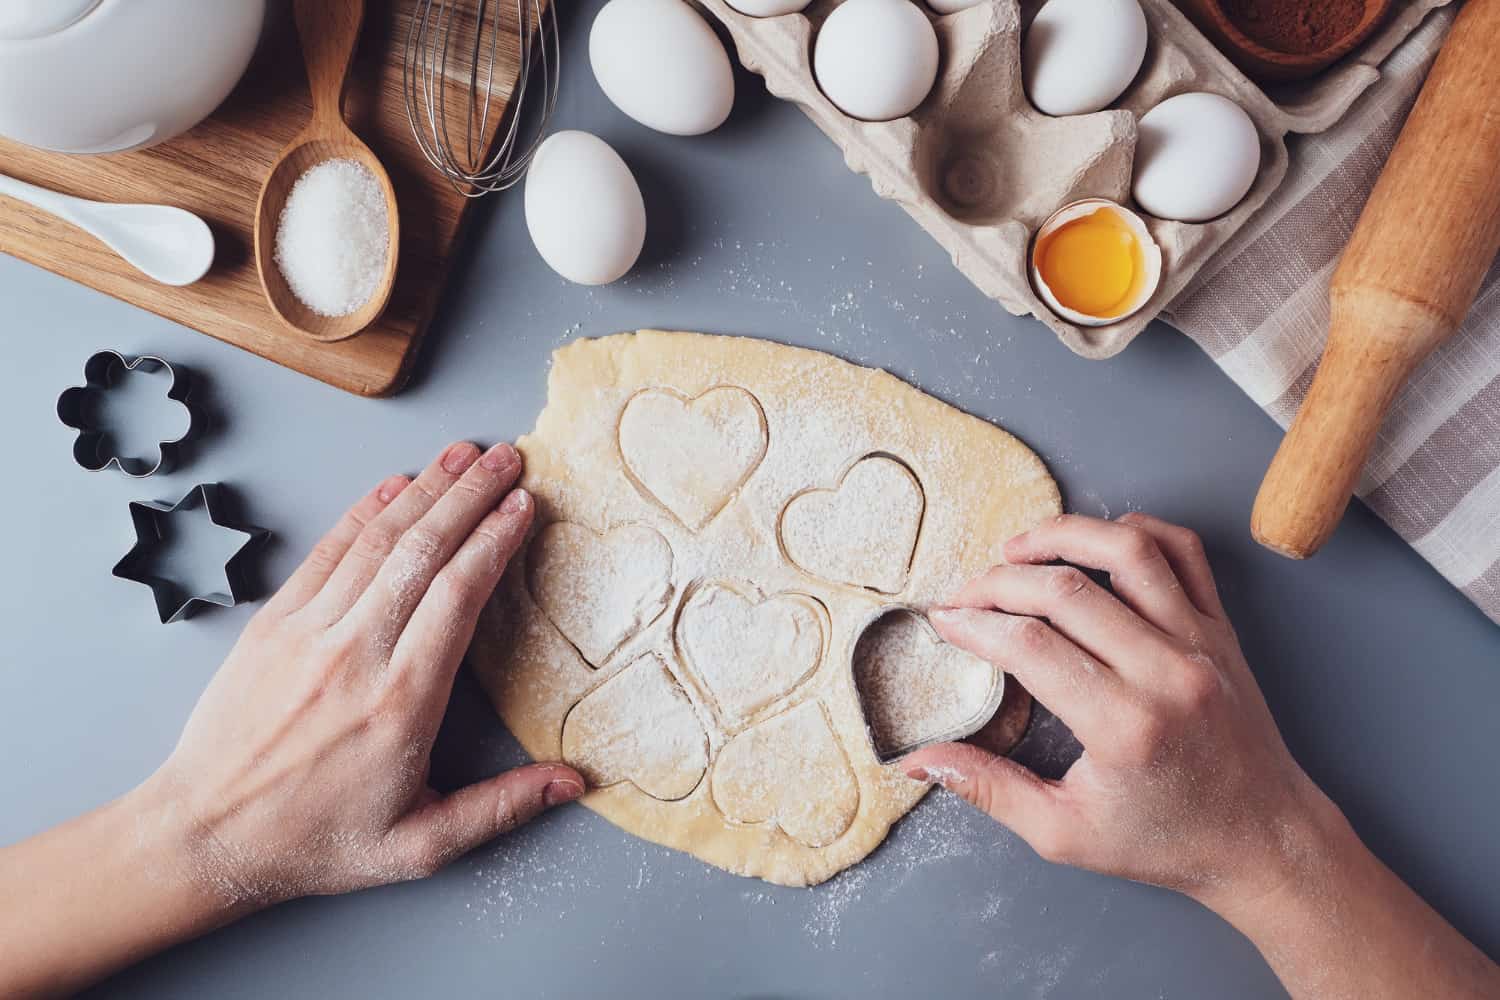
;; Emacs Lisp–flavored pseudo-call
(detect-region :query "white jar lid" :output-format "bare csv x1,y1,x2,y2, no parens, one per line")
0,0,103,41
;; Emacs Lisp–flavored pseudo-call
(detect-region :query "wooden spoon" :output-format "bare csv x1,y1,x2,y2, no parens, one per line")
253,0,400,342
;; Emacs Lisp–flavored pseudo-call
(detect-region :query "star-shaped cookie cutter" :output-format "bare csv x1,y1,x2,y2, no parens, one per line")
113,483,270,624
57,351,195,478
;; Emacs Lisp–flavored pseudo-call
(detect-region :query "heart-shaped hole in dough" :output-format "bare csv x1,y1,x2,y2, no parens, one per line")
675,580,827,731
617,386,768,531
852,606,1003,762
778,454,924,594
710,701,859,848
528,521,675,667
562,652,709,802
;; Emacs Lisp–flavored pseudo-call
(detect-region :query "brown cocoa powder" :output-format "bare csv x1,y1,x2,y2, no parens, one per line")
1221,0,1367,55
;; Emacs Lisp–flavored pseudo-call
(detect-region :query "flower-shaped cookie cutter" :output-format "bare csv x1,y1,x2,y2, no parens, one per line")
113,483,270,624
57,350,195,478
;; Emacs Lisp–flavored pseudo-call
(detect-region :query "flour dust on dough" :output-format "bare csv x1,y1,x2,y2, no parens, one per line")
527,522,674,666
618,385,768,530
676,581,826,731
780,454,924,594
561,652,709,800
711,701,860,849
472,331,1061,887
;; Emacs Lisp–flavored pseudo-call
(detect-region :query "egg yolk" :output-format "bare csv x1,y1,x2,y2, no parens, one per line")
1035,208,1149,319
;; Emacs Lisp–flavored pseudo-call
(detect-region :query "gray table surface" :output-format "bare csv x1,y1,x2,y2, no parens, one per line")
3,7,1498,998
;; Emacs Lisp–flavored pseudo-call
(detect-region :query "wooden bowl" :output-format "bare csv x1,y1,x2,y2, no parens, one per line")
1175,0,1397,83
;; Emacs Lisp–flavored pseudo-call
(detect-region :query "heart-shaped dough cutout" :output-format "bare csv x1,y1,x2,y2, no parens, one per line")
618,386,768,530
676,581,825,730
528,522,674,666
852,608,1002,760
710,701,859,848
779,455,924,594
562,653,709,801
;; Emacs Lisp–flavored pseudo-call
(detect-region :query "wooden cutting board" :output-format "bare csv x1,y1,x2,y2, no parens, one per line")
0,0,522,397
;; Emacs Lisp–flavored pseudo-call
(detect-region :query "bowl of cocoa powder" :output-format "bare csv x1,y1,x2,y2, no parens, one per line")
1173,0,1395,82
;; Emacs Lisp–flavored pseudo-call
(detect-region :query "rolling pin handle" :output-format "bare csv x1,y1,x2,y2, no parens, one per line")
1250,296,1429,559
1252,0,1500,559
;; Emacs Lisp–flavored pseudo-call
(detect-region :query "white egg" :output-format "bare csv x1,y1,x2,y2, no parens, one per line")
525,131,646,286
1023,0,1147,117
814,0,939,122
590,0,735,136
926,0,983,12
727,0,811,15
1133,93,1261,223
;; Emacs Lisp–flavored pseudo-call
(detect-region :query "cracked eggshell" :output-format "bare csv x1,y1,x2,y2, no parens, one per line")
1030,199,1162,328
1133,92,1262,222
590,0,735,136
525,131,646,286
1023,0,1148,117
813,0,939,122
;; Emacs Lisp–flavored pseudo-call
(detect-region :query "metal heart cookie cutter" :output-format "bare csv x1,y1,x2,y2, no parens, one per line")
114,483,270,624
850,603,1015,764
57,350,195,478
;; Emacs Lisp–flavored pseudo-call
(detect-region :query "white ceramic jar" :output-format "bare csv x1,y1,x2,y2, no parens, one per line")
0,0,266,154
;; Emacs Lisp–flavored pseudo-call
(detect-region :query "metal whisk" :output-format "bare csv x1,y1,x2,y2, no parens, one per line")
403,0,560,198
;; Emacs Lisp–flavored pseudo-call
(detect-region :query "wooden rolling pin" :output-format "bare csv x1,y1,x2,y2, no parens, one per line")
1251,0,1500,559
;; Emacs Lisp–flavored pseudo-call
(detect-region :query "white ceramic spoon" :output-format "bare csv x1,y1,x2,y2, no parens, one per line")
0,172,214,286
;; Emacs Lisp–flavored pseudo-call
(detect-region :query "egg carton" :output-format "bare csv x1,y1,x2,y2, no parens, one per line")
697,0,1454,358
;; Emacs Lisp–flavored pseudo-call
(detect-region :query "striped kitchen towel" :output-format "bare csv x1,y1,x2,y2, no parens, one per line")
1165,7,1500,627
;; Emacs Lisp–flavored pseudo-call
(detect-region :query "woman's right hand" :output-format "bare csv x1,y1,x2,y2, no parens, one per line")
905,513,1500,1000
905,513,1337,910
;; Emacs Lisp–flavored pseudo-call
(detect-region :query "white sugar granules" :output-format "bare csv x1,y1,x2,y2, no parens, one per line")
273,158,389,317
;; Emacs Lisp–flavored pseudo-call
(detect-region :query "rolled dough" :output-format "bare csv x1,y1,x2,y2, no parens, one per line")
471,331,1061,887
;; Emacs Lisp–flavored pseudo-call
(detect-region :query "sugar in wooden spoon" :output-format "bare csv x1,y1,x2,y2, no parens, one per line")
253,0,400,343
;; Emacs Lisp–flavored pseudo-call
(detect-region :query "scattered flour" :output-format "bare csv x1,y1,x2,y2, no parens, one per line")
609,237,1017,405
920,764,971,788
798,792,1007,946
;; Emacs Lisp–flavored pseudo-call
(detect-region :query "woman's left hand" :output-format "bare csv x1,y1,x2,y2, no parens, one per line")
147,440,584,905
0,442,583,998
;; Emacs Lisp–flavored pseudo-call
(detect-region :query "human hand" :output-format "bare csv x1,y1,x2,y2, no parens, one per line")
141,441,584,907
904,513,1338,913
